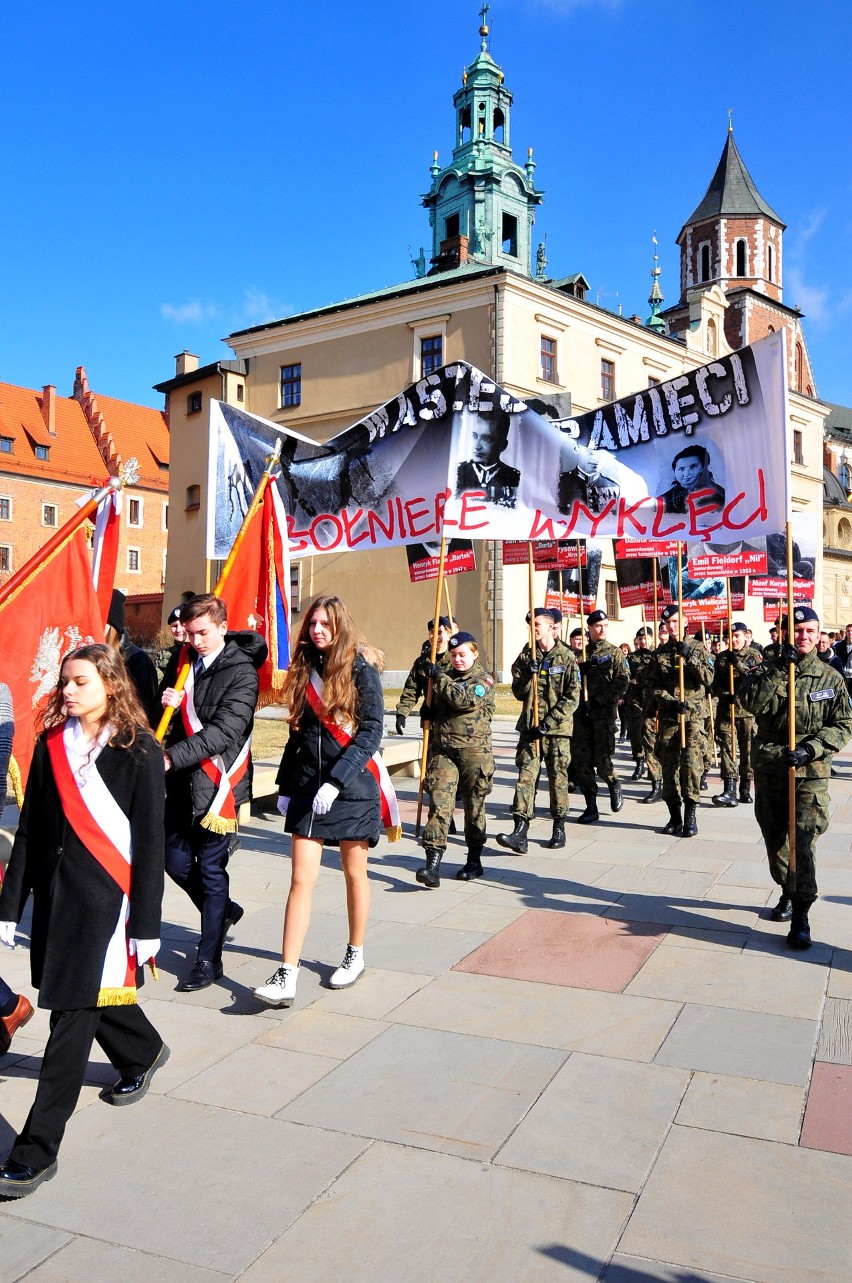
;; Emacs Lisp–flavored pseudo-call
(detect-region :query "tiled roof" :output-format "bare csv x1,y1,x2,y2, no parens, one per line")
0,383,108,486
84,392,169,491
680,133,784,236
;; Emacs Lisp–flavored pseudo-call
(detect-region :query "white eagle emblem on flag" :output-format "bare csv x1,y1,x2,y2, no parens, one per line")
30,625,96,706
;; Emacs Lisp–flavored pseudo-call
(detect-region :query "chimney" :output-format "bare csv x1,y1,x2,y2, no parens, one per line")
175,351,199,377
41,384,57,436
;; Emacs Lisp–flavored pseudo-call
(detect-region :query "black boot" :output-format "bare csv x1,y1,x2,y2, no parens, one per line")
576,792,599,825
448,816,457,835
681,800,698,837
496,818,529,855
416,848,443,888
770,891,793,921
787,901,812,950
660,801,683,836
608,778,623,813
700,771,708,791
712,778,739,808
545,818,566,849
738,780,753,804
630,759,646,781
640,780,663,804
456,846,484,880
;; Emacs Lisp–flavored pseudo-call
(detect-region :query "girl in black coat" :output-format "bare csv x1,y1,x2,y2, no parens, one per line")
0,645,167,1200
254,595,385,1008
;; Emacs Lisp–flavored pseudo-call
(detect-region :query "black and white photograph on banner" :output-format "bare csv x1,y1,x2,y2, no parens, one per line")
206,335,790,561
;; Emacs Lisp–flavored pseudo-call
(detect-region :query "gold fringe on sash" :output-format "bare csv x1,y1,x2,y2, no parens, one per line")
97,986,138,1008
9,754,24,809
200,812,238,834
385,823,402,844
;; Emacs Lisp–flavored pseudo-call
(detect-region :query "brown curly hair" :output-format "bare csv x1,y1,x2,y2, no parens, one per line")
282,595,370,732
41,643,152,749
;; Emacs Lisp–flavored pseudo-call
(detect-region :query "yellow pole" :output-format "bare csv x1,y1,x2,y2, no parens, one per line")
415,537,448,838
677,542,686,748
786,521,797,893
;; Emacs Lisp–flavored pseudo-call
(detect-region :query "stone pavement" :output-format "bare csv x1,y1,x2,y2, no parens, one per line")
2,719,852,1281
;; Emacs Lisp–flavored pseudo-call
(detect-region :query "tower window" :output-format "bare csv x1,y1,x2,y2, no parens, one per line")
459,106,471,144
280,363,302,408
699,244,711,282
767,243,775,283
601,359,615,402
501,213,518,257
421,335,443,377
493,108,505,143
540,336,558,384
735,239,748,277
445,213,460,240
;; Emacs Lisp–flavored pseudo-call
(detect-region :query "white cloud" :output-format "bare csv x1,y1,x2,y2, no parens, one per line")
160,300,220,325
785,266,829,326
240,287,284,324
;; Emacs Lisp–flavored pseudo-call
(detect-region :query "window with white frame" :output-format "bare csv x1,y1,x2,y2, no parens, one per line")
0,545,11,573
42,503,58,527
0,496,11,521
127,546,141,573
128,497,143,527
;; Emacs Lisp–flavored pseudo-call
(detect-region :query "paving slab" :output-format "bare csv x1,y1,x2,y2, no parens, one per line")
308,965,433,1018
0,1216,71,1283
278,1023,565,1160
621,1125,852,1283
654,1003,818,1085
815,996,852,1064
496,1052,688,1192
168,1042,337,1115
19,1239,231,1282
354,919,489,974
253,1009,387,1059
675,1071,805,1144
4,1095,367,1276
800,1061,852,1155
454,909,668,992
238,1141,634,1283
659,924,749,953
427,896,528,933
393,969,681,1061
625,945,828,1019
605,895,760,931
601,1257,761,1283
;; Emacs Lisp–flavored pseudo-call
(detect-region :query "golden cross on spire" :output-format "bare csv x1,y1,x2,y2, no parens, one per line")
727,107,734,134
479,3,490,31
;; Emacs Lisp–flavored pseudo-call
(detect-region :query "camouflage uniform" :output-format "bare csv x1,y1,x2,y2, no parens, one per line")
625,649,656,765
509,640,580,820
424,659,495,851
650,637,714,804
712,645,763,782
396,644,453,723
571,640,630,794
740,649,852,904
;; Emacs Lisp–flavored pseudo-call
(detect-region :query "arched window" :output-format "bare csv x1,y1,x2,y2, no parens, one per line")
493,108,505,143
840,464,851,494
459,106,471,145
766,243,774,282
735,239,747,277
795,342,804,393
699,244,711,282
706,317,718,357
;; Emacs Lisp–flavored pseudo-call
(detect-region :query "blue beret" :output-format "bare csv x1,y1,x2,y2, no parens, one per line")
660,604,679,622
449,631,477,650
587,609,608,625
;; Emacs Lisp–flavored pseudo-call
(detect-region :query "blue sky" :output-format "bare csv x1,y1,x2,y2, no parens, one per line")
3,0,850,409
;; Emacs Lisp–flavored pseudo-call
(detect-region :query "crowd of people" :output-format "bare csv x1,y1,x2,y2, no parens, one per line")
0,588,850,1200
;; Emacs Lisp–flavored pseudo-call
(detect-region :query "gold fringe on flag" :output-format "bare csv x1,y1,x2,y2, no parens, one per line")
384,823,402,844
97,986,138,1008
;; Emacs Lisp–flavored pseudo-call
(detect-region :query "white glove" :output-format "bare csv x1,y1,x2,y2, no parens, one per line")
130,938,160,965
0,921,17,949
312,783,340,816
277,795,290,817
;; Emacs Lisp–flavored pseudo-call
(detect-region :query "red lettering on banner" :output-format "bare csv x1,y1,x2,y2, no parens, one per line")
434,488,456,531
615,497,649,538
568,498,616,537
527,509,564,540
339,507,370,548
458,491,489,530
310,514,343,550
366,502,396,543
404,496,433,538
687,489,724,537
394,497,408,537
722,469,768,531
651,499,686,538
286,513,309,553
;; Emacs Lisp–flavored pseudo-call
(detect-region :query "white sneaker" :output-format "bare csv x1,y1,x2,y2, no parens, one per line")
253,964,298,1007
329,945,364,989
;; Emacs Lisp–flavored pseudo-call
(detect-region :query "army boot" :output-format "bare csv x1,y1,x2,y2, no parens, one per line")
416,848,443,889
712,778,739,808
576,792,600,825
787,901,812,950
608,778,623,813
700,771,709,791
630,759,646,781
738,779,753,804
640,779,663,804
456,846,484,881
770,891,793,921
545,818,566,849
496,818,529,855
660,801,683,836
681,800,698,837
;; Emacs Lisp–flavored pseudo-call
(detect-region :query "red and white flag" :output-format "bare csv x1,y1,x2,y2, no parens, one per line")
90,488,122,628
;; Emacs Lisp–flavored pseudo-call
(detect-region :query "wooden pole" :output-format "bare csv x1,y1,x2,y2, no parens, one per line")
443,576,453,629
415,536,448,838
155,441,282,743
528,543,541,753
702,619,718,768
677,542,686,748
726,578,736,774
786,520,797,894
577,539,588,701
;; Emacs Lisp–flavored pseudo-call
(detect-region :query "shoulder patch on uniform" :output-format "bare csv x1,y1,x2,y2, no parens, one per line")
550,664,565,674
484,675,494,686
473,684,486,697
808,689,836,703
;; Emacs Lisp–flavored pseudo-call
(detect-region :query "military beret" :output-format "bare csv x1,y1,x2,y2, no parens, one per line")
731,622,748,634
660,604,679,622
428,616,453,630
587,609,607,625
634,627,653,639
768,625,778,633
569,628,584,639
448,630,477,650
167,605,182,625
784,606,819,628
525,607,563,624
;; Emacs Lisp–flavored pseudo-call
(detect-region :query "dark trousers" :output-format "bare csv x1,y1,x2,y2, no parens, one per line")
11,1004,163,1168
165,823,232,962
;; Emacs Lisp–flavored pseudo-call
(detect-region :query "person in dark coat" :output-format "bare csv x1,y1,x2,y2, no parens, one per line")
106,590,160,728
160,593,266,992
0,644,166,1199
253,595,386,1009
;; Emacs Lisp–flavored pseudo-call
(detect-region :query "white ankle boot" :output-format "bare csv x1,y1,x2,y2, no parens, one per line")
253,963,299,1007
329,945,364,989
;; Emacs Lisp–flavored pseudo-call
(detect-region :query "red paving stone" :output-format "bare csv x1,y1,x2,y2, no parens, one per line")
453,909,668,992
800,1062,852,1155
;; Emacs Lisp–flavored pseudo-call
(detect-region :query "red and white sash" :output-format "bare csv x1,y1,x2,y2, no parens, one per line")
306,670,401,842
181,659,251,834
47,722,137,1007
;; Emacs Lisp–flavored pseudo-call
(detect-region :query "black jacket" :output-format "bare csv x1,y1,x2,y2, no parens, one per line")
161,631,266,822
276,653,384,842
0,732,165,1010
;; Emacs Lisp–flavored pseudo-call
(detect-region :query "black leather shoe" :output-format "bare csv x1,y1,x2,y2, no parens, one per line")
681,800,698,838
456,848,484,880
770,892,793,921
545,818,566,849
640,781,663,804
176,960,223,992
496,818,529,855
738,781,753,804
660,802,683,836
416,848,443,888
223,901,244,935
630,760,645,781
0,1157,58,1199
608,779,623,813
105,1043,170,1106
787,903,812,951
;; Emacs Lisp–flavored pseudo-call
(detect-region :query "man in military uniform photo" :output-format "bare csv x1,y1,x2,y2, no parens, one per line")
570,609,630,825
712,621,763,807
650,605,714,838
497,607,580,854
739,606,852,949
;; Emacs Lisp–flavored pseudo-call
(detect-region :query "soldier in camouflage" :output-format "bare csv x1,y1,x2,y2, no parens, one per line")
625,627,655,782
497,607,580,855
739,606,852,949
395,616,455,734
639,621,666,805
650,604,714,837
712,621,763,807
571,609,630,824
417,631,495,888
762,624,781,664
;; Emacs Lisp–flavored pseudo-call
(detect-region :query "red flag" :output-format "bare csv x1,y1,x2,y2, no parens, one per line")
91,489,122,627
0,529,104,797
